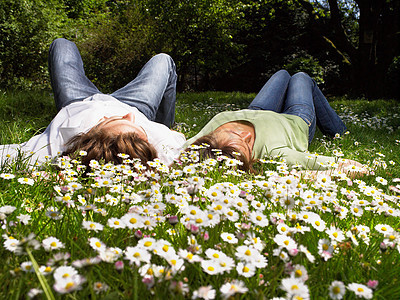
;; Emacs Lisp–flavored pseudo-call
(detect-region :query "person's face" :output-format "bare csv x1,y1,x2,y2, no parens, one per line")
96,112,148,141
213,122,255,161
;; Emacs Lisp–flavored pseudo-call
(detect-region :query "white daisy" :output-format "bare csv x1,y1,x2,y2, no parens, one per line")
329,281,346,299
347,283,373,299
219,280,248,299
42,237,65,251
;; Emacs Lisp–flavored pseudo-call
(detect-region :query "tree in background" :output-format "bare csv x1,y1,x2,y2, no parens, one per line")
0,0,398,98
143,0,246,90
0,0,67,89
298,0,400,98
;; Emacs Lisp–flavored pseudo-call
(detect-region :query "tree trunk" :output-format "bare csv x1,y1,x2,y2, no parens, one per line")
350,0,400,98
301,0,399,98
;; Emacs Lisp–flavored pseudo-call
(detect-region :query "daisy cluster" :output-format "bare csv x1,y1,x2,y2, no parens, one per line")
339,105,400,133
0,144,399,299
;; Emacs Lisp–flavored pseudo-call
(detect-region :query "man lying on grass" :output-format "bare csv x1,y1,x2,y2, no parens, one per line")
184,70,368,178
0,38,185,168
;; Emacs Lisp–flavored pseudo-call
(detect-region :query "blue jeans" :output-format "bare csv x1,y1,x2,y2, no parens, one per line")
48,38,177,128
248,70,347,144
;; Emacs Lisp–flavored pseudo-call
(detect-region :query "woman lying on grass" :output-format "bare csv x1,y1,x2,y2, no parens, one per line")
184,70,368,177
0,38,185,168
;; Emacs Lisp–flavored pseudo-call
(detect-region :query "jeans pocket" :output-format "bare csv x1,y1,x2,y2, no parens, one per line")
298,114,312,127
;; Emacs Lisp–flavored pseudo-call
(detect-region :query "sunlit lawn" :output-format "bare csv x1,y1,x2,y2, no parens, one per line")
0,90,399,299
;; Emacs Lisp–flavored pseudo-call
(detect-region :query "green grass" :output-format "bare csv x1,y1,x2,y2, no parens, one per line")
0,90,400,299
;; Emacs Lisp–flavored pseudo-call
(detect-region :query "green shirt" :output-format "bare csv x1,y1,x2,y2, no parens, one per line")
185,109,336,170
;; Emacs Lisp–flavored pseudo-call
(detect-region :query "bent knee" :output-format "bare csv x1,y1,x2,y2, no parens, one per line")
277,69,290,77
151,53,176,72
153,53,174,64
50,38,76,52
292,72,310,79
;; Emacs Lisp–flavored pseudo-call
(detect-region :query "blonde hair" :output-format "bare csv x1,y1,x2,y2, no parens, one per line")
187,133,255,172
63,127,157,168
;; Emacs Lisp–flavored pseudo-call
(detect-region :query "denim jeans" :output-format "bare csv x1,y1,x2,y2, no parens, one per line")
48,38,177,128
248,70,347,144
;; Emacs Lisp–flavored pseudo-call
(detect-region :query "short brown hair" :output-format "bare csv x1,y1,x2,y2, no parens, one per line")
63,127,157,168
186,133,254,172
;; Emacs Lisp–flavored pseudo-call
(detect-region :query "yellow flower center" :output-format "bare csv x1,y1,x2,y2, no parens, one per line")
65,282,75,289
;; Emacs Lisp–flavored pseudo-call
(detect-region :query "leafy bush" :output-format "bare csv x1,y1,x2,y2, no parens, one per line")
75,2,159,93
0,0,67,89
283,53,325,85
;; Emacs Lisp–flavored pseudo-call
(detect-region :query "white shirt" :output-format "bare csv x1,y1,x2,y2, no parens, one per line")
0,94,186,166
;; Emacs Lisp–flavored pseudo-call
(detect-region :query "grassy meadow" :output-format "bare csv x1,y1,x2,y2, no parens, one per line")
0,90,400,299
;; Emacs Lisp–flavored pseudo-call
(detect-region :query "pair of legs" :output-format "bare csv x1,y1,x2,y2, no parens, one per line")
48,38,177,128
248,70,347,144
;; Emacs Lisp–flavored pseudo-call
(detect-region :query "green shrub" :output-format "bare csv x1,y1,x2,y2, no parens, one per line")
283,53,325,85
0,0,67,89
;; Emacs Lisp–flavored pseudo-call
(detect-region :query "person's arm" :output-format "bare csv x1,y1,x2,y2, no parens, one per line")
290,158,369,180
270,147,369,179
336,158,369,178
269,147,335,171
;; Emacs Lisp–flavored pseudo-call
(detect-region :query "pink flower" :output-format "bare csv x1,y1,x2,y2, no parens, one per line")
289,248,299,256
142,275,155,289
188,224,199,234
168,216,179,225
367,280,378,289
202,231,209,241
115,261,124,271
